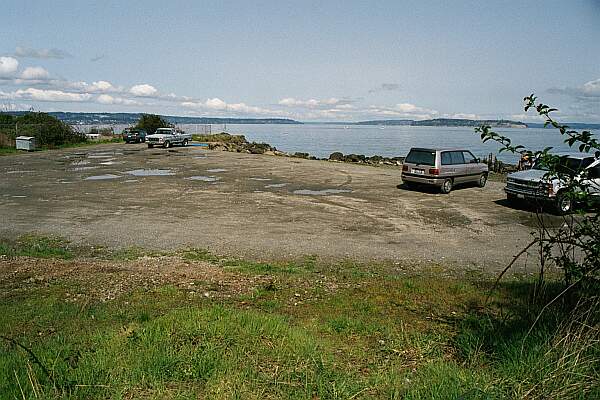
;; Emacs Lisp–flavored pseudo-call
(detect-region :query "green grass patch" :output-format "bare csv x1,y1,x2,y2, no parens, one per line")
0,234,73,259
0,247,598,399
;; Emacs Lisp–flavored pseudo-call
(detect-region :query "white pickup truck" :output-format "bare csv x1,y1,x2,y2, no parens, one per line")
146,128,192,148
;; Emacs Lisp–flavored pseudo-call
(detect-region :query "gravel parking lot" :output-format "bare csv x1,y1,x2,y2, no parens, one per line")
0,143,551,272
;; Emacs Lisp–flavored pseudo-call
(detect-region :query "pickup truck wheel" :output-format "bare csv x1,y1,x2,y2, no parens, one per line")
555,192,573,215
440,178,453,194
477,173,487,188
164,141,170,148
182,139,188,147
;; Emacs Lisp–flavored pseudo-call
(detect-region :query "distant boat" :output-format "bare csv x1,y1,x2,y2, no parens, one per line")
379,126,385,130
281,132,289,135
343,126,349,129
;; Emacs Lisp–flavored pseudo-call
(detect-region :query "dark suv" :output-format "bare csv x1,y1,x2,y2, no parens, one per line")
123,128,147,144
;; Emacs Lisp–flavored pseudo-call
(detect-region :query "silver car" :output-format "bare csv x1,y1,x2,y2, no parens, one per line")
401,148,489,193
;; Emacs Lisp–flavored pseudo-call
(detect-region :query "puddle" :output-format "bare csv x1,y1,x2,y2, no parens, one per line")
194,155,207,159
71,160,91,166
12,195,27,198
123,179,139,183
187,176,220,182
85,174,121,180
7,170,35,174
293,188,352,196
72,166,98,171
99,161,124,166
250,177,272,181
125,169,175,176
206,168,227,173
265,183,288,188
88,153,120,159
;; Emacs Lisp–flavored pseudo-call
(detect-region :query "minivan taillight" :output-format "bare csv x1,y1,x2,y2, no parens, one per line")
402,165,408,172
429,168,440,175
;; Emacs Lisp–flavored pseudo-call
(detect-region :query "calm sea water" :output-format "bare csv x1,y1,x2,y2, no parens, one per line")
84,123,576,163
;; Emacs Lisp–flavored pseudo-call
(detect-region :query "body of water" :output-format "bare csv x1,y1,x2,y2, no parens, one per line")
82,123,577,163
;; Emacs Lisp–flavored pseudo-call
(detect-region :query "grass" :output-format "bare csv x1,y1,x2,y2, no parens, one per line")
0,137,124,156
0,234,74,259
0,237,598,399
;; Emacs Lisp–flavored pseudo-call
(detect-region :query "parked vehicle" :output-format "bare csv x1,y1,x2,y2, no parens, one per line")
401,148,488,193
123,128,147,143
122,128,147,143
505,152,600,214
146,128,192,148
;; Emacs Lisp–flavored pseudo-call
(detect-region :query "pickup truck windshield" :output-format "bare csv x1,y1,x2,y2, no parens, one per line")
533,157,583,174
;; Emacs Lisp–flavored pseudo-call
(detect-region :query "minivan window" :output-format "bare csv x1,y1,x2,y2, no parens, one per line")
463,151,476,163
405,150,435,166
451,151,465,165
441,152,452,165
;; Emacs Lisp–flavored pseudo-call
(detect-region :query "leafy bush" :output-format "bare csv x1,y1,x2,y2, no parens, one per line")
477,95,599,293
0,112,86,148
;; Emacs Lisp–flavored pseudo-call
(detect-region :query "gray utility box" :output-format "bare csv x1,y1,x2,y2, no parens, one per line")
16,136,37,151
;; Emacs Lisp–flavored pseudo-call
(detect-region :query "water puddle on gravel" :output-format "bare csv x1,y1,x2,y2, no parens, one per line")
99,161,124,166
72,166,98,171
250,177,271,181
125,169,175,176
88,152,122,159
71,160,91,166
206,168,227,173
265,183,288,188
187,176,220,182
293,188,352,196
85,174,121,180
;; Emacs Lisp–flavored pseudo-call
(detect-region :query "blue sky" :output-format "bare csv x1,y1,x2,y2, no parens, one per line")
1,0,599,121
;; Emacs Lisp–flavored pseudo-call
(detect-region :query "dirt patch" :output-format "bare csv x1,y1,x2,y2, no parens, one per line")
0,256,272,303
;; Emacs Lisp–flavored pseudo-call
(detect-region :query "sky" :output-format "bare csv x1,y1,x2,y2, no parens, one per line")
1,0,599,122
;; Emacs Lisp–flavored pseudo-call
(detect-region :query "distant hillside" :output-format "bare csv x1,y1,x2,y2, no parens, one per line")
356,118,527,128
2,111,302,125
527,122,600,130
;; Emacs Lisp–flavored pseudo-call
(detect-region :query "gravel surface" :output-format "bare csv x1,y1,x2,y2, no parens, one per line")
0,143,557,272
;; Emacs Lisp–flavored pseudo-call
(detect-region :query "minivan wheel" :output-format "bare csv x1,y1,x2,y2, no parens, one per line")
555,192,573,215
477,173,487,188
440,178,453,194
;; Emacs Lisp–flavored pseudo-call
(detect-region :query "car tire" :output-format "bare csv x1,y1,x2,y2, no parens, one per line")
440,178,453,194
554,192,573,215
182,139,188,147
148,144,154,148
164,141,170,148
477,173,487,188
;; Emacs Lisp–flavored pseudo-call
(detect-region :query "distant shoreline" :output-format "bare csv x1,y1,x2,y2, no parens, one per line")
2,111,599,130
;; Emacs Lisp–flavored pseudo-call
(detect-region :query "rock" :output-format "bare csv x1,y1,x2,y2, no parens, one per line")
293,152,309,159
329,152,345,161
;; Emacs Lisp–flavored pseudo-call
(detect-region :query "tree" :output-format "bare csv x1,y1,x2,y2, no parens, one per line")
134,114,173,134
476,95,599,297
0,112,85,147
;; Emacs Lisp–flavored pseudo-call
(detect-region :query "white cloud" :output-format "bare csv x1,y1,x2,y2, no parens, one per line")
10,88,92,102
582,79,600,96
96,94,139,105
20,66,50,80
0,57,19,76
278,97,353,108
130,84,158,97
181,98,289,117
15,46,71,59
